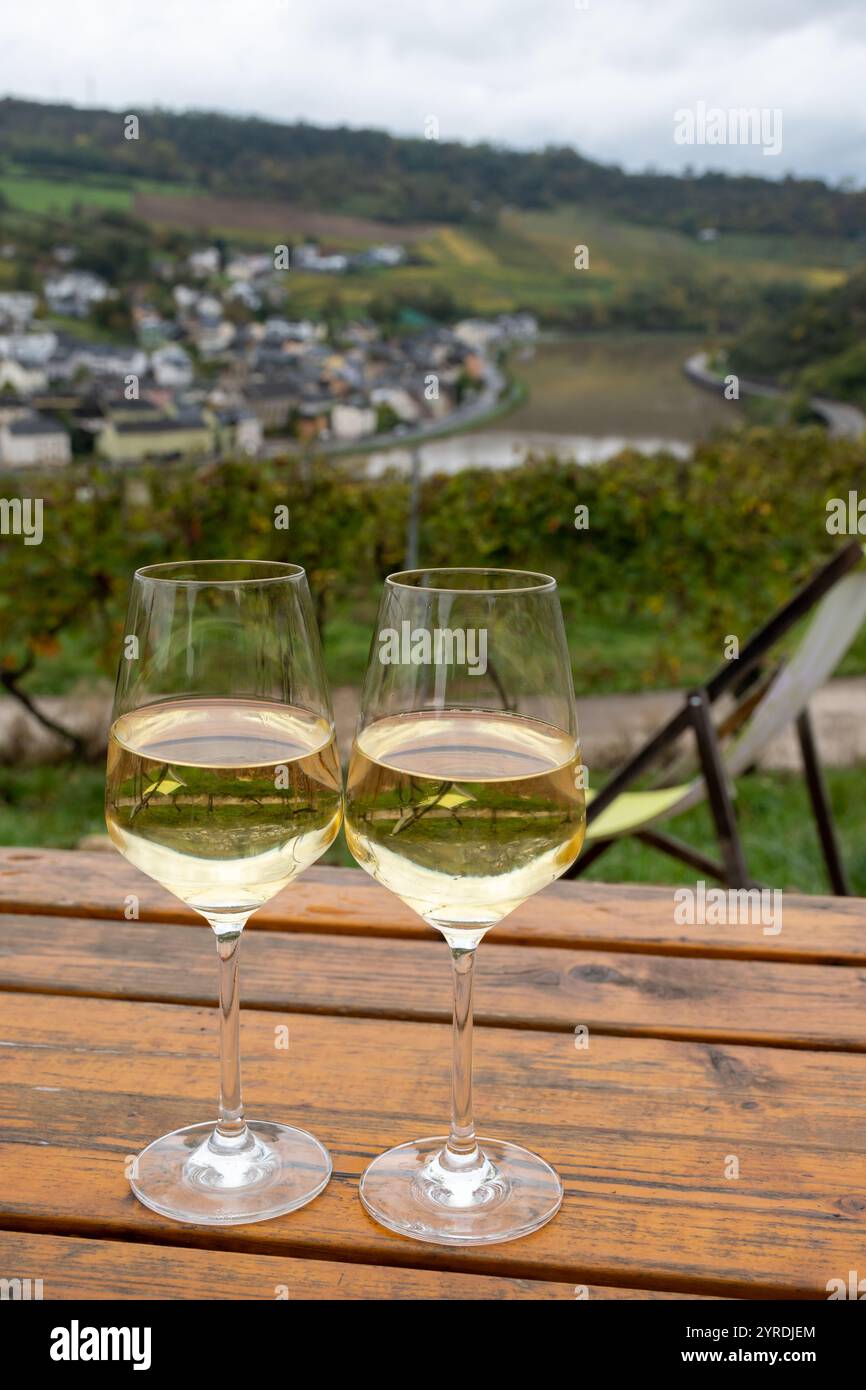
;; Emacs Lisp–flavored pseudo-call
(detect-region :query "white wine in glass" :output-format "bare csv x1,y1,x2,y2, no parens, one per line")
345,568,585,1245
107,699,341,922
105,561,342,1225
347,708,582,930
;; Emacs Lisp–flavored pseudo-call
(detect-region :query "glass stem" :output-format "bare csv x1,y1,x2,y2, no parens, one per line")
214,925,247,1141
444,945,480,1169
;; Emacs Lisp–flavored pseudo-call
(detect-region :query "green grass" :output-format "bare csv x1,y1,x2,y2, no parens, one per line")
582,767,866,894
0,173,133,214
0,170,199,216
4,761,864,895
0,764,109,848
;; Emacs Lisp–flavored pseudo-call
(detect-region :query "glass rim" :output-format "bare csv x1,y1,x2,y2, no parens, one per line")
385,566,557,595
134,560,307,587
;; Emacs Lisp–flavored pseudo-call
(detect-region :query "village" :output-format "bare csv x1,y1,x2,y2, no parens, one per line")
0,237,536,470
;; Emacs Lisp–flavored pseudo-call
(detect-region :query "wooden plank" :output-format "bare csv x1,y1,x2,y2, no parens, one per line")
1,848,864,964
0,1231,591,1300
0,1230,711,1300
0,992,863,1297
2,913,865,1051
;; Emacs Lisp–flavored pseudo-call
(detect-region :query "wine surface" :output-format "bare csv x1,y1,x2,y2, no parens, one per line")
106,698,342,920
345,708,585,931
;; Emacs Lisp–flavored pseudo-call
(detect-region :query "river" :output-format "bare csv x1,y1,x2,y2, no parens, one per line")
361,333,741,476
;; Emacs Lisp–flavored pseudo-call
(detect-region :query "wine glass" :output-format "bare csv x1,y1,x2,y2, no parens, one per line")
344,568,585,1244
105,560,343,1225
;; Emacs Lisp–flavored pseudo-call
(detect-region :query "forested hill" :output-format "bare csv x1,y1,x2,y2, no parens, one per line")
1,96,864,237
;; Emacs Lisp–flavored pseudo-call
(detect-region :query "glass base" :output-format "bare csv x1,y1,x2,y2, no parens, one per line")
359,1135,562,1246
130,1120,332,1226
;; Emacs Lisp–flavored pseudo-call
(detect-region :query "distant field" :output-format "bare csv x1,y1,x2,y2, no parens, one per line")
0,173,133,214
133,191,437,245
0,170,199,215
0,172,857,320
274,203,857,317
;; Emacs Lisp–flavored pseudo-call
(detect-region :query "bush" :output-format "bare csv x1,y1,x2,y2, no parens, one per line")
1,427,864,707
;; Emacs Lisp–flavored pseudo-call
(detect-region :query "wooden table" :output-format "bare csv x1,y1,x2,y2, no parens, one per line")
1,846,865,1300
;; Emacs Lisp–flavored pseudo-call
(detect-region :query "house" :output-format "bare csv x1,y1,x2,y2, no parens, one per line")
101,396,166,426
263,318,325,346
0,358,47,395
43,271,109,318
45,346,80,383
151,345,194,389
187,247,221,278
173,285,199,313
293,243,348,274
0,332,58,367
97,408,216,464
0,411,71,468
370,385,421,424
70,344,149,380
453,318,501,352
193,319,236,358
0,293,38,330
357,244,406,269
215,406,263,458
342,319,380,347
225,253,273,282
196,295,223,322
134,308,175,349
295,402,331,442
225,281,261,312
331,401,377,441
244,378,299,430
0,395,27,425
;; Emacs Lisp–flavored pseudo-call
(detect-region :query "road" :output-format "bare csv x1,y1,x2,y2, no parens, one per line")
684,351,865,441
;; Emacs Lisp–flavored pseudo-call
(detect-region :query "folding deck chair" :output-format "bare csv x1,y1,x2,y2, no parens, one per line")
567,540,866,894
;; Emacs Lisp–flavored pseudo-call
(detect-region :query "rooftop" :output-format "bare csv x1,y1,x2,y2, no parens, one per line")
6,412,67,437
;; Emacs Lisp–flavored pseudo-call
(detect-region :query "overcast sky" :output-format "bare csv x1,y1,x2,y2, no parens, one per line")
3,0,865,184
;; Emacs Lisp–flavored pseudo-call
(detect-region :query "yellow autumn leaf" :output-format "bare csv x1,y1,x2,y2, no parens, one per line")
417,790,476,810
144,775,185,797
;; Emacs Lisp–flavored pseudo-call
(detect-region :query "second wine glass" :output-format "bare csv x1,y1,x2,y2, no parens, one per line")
345,567,585,1244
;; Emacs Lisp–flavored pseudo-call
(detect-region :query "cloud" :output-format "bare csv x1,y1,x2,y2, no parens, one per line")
2,0,864,183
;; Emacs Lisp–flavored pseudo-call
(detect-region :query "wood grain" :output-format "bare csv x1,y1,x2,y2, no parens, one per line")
1,848,864,963
0,1231,589,1300
1,992,864,1298
2,913,864,1051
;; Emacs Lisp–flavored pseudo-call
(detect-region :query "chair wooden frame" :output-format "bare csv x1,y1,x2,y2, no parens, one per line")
567,540,864,894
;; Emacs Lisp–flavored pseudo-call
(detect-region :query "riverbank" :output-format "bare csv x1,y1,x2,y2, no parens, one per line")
347,333,745,475
684,351,866,441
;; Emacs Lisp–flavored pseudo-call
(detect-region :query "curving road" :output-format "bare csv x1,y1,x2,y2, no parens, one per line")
684,351,865,441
